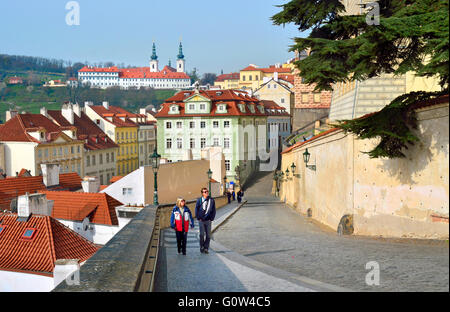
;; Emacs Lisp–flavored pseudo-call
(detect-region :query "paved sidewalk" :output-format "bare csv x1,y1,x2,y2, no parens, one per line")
154,201,344,292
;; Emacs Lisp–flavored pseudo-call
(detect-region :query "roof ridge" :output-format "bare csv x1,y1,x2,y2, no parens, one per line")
46,216,57,266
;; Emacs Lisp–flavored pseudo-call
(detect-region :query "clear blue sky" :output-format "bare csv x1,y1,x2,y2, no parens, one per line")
0,0,308,75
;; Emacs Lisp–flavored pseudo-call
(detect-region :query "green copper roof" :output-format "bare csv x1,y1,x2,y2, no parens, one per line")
151,42,158,60
177,42,184,60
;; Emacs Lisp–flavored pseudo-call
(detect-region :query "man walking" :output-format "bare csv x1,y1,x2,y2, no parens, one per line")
195,187,216,254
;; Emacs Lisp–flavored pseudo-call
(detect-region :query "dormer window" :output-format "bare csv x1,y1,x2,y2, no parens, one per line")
216,103,227,113
21,228,37,241
169,104,180,114
238,104,246,113
248,105,255,114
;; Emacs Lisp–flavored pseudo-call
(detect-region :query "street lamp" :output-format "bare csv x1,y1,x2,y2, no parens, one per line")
207,168,213,196
290,162,296,175
285,167,290,178
303,148,316,171
150,148,161,205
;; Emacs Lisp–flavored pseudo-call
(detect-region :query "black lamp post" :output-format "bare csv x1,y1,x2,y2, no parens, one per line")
285,167,290,178
291,162,296,175
207,168,213,195
223,175,227,195
150,148,161,205
303,148,316,171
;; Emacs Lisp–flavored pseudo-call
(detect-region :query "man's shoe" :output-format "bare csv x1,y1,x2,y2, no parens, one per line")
200,248,204,253
204,249,209,254
183,252,186,255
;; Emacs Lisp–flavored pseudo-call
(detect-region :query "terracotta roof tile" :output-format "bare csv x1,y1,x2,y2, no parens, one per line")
42,191,122,226
0,213,99,275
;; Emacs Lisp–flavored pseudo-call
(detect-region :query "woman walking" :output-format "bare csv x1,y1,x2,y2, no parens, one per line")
170,198,195,255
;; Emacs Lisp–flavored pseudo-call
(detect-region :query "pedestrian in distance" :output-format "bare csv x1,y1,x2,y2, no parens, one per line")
226,190,231,204
195,187,216,254
237,189,244,203
232,190,236,201
170,197,194,256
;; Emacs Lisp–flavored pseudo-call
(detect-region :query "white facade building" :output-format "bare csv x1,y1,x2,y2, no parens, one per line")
78,42,190,90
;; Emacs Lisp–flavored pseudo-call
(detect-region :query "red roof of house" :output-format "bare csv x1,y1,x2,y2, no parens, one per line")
241,65,291,74
109,176,123,184
90,105,139,128
156,89,268,118
0,114,78,143
0,213,99,276
42,191,122,226
47,110,118,151
0,173,83,211
215,73,240,82
79,65,190,79
261,100,290,116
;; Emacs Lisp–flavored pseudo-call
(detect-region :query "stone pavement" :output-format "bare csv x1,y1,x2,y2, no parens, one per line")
153,200,346,292
214,195,450,292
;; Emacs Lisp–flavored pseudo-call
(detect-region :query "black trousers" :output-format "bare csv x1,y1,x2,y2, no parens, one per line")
176,231,188,253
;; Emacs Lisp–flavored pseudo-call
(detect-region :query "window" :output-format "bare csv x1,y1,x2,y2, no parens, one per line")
92,155,96,166
224,121,230,128
200,104,206,110
45,149,49,157
71,146,74,154
122,188,133,195
189,104,195,110
243,75,246,81
38,150,42,158
166,138,172,149
111,152,114,162
281,98,285,104
225,160,230,171
273,84,277,89
166,122,172,129
106,153,110,163
86,155,90,167
189,121,195,129
213,121,219,128
21,228,37,240
200,121,206,128
213,138,219,146
177,138,183,149
190,138,195,149
200,138,206,148
314,93,321,103
140,146,143,154
59,147,62,156
176,121,182,129
0,225,6,236
224,138,230,149
99,154,103,164
302,94,309,103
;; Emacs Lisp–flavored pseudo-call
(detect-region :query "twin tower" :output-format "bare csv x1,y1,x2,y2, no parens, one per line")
149,42,185,73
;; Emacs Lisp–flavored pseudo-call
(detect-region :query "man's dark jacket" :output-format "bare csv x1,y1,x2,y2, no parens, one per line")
195,196,216,221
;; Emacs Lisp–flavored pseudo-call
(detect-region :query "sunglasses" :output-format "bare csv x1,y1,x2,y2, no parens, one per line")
202,190,209,193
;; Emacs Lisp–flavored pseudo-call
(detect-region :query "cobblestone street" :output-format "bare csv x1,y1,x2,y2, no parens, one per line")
214,195,449,292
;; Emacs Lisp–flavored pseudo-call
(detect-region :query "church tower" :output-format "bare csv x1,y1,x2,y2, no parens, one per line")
176,41,185,73
150,42,159,72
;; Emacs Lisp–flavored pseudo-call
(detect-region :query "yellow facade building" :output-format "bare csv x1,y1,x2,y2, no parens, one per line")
214,73,240,89
239,65,293,91
85,102,139,176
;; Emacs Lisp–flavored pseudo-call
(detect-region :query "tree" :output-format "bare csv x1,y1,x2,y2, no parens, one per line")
272,0,449,158
188,67,200,85
200,73,217,86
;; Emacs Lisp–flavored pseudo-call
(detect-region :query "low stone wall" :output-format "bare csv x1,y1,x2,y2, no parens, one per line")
158,195,228,229
53,205,158,292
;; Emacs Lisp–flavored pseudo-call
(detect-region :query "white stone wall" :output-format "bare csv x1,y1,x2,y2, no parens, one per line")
0,141,37,176
0,270,54,292
101,167,145,206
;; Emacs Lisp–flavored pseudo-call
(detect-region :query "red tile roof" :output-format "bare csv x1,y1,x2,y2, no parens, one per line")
0,114,78,143
79,65,190,79
0,173,83,211
156,89,268,118
109,176,123,184
47,110,118,151
261,100,290,116
241,65,291,74
42,191,122,226
215,73,240,82
89,105,139,128
0,213,99,276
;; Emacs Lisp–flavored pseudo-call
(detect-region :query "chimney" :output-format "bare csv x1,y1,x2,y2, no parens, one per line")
81,176,100,193
53,259,80,288
274,71,279,82
40,107,48,117
85,101,93,107
139,108,146,115
17,193,54,219
103,101,109,110
62,103,75,125
41,163,60,187
5,110,18,122
73,103,81,117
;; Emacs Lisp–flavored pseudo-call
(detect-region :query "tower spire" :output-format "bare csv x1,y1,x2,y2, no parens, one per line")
151,42,158,60
177,41,184,60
